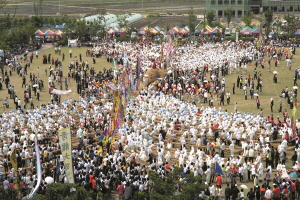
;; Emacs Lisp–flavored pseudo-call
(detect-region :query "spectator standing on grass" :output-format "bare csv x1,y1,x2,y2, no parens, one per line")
256,97,260,109
4,97,9,108
226,91,230,105
234,102,238,113
270,98,274,112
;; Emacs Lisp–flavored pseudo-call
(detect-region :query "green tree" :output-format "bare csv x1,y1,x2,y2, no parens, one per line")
0,0,7,9
242,10,254,27
149,171,175,200
283,13,296,34
203,9,206,29
89,8,108,37
187,7,197,34
264,8,273,36
117,15,129,28
149,167,207,200
225,8,233,28
31,183,94,200
30,16,44,28
206,10,216,26
72,19,88,38
273,19,282,34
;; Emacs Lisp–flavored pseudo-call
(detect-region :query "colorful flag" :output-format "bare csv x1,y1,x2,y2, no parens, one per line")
216,163,224,175
97,146,103,154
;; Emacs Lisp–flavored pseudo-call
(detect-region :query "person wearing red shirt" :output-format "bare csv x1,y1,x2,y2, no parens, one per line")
197,109,202,114
290,180,296,200
210,124,214,133
165,162,171,169
281,185,290,200
215,174,222,188
89,173,95,184
9,181,14,192
174,123,179,131
116,182,125,200
91,178,97,193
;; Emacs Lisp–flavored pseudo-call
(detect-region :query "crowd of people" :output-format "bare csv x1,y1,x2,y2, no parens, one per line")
0,38,299,200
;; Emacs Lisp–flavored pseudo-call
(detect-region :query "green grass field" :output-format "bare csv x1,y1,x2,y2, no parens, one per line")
2,45,300,121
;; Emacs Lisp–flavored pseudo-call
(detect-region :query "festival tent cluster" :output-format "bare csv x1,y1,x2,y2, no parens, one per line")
137,26,164,35
35,29,66,36
149,26,162,34
203,25,222,34
294,29,300,35
106,26,129,34
239,26,261,35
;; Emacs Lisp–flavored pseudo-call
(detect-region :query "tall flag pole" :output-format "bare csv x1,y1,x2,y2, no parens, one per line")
292,102,297,137
28,137,42,198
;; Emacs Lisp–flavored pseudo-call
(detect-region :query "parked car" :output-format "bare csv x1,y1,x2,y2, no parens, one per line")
225,28,231,36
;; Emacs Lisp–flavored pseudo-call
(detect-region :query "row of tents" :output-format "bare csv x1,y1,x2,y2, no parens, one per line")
35,25,300,37
35,29,66,36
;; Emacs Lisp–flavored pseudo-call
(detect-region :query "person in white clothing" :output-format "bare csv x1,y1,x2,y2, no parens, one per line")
229,142,235,157
264,186,272,199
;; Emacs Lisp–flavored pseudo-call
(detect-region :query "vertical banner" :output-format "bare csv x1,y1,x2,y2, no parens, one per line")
58,127,74,183
10,148,17,170
10,148,18,189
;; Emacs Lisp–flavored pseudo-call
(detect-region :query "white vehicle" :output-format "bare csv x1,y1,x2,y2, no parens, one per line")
131,32,137,38
281,21,287,26
225,28,231,36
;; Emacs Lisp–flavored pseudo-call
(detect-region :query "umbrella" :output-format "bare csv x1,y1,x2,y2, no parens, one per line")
240,185,248,190
293,86,298,90
32,84,38,87
254,94,259,96
292,165,300,169
289,172,298,178
273,71,278,74
203,80,208,83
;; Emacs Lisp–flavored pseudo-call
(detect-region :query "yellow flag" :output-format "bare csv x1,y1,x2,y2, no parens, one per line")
97,146,103,154
110,137,116,149
10,149,17,170
292,105,297,118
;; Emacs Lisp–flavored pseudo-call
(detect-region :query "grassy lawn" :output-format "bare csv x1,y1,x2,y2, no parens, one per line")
0,46,113,112
193,51,300,120
2,45,300,119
